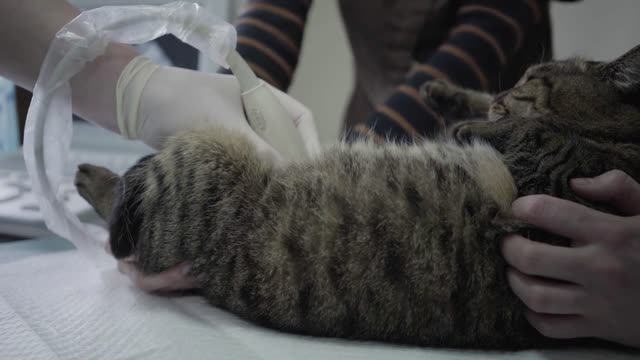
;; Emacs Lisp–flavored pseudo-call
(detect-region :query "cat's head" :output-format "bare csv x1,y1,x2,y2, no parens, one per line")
487,44,640,137
451,45,640,200
74,158,154,261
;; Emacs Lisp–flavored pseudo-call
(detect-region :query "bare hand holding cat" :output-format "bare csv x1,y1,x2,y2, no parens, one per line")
117,260,199,292
502,170,640,348
105,241,201,292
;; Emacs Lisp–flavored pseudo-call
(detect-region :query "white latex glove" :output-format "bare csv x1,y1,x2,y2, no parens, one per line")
0,1,321,160
116,56,317,160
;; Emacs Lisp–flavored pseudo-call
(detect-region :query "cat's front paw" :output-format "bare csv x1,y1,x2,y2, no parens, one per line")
421,80,494,125
449,122,474,144
420,80,464,114
449,120,495,144
449,120,514,154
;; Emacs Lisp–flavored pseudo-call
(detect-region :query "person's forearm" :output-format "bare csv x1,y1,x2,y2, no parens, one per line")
357,0,542,141
0,0,80,89
226,0,312,91
70,43,138,133
0,0,138,132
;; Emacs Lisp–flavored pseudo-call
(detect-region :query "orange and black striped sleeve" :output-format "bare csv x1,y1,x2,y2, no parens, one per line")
224,0,312,91
356,0,545,142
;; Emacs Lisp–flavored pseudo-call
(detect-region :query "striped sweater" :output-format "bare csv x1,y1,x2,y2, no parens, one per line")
228,0,550,141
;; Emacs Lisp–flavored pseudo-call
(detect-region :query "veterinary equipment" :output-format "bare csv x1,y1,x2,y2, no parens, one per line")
0,121,151,239
0,78,19,153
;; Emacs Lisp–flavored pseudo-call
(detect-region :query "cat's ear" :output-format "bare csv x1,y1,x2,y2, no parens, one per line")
602,45,640,94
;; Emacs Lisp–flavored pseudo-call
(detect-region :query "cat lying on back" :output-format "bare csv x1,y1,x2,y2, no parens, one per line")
74,45,640,349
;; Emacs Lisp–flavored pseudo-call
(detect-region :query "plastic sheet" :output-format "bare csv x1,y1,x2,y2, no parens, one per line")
23,1,237,266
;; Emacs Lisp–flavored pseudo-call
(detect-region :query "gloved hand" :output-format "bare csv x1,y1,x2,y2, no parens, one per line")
115,56,316,160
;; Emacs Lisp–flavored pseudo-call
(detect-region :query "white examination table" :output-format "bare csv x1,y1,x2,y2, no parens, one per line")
1,236,638,360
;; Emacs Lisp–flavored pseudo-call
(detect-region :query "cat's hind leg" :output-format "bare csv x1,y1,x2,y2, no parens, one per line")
74,164,121,222
420,80,493,124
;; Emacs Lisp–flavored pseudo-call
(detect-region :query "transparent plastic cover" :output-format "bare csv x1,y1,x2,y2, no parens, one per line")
23,1,237,266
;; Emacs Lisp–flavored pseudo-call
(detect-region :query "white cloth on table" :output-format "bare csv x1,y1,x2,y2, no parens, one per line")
0,250,637,360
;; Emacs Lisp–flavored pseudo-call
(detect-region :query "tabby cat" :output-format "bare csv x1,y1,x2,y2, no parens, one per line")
74,45,640,349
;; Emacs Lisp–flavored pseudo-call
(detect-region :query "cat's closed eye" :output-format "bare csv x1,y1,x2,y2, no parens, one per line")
505,78,554,117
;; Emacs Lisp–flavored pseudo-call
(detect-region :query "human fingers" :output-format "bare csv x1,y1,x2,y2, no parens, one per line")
571,170,640,216
117,261,199,292
507,268,587,315
267,84,322,156
501,235,588,283
511,195,620,245
525,310,593,339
